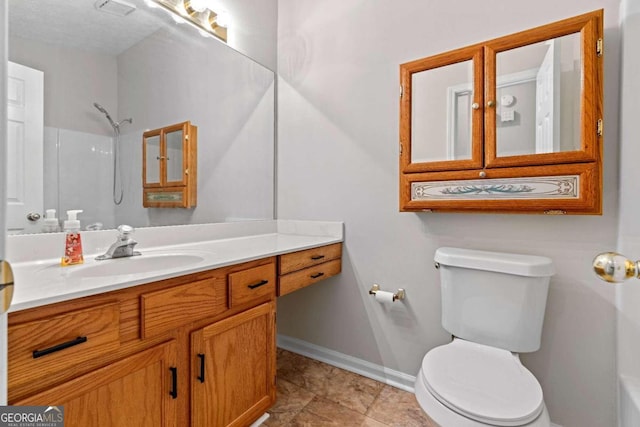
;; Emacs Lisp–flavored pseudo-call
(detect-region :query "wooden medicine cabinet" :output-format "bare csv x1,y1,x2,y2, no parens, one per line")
399,9,603,214
143,121,197,208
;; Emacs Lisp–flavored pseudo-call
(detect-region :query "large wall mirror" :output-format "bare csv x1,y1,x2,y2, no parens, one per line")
6,0,276,234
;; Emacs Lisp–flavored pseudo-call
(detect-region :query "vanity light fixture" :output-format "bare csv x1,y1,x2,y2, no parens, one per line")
148,0,228,42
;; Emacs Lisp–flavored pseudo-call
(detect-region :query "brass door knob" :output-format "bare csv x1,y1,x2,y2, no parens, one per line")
0,260,15,313
593,252,640,283
487,100,496,108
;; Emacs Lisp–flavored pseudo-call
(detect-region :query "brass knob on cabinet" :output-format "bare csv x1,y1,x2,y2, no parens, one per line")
479,171,487,178
487,100,496,108
471,103,480,110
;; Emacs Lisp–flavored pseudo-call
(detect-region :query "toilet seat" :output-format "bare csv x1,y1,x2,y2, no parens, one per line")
422,339,544,427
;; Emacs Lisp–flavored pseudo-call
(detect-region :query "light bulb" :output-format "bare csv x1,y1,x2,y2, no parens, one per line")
216,9,229,28
187,0,208,12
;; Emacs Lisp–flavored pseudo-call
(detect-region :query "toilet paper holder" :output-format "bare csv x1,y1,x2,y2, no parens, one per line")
369,284,406,301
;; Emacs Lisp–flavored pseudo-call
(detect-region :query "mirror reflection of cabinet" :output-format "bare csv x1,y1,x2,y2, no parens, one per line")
400,9,603,214
143,121,197,208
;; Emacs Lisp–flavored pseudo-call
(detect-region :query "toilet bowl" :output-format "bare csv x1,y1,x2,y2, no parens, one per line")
415,339,550,427
415,247,555,427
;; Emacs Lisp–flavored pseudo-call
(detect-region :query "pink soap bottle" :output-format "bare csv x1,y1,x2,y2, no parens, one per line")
61,210,84,267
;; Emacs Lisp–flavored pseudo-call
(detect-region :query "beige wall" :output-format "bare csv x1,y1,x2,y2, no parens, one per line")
276,1,621,426
9,36,118,136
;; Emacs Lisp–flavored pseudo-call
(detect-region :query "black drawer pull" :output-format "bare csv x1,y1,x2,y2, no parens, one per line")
32,336,88,359
169,367,178,399
310,255,325,260
248,279,269,289
311,272,325,279
197,353,205,383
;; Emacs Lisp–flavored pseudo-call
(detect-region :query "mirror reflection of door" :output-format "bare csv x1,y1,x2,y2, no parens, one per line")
495,33,581,158
535,40,560,153
411,60,475,163
6,62,43,234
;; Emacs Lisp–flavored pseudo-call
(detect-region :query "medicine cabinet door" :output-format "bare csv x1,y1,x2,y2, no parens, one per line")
400,45,484,173
483,9,602,168
143,132,162,187
165,123,188,186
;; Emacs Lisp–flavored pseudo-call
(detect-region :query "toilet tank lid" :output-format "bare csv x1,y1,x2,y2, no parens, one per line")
435,247,555,277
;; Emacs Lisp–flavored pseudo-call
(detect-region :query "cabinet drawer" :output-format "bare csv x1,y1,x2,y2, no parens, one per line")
279,243,342,275
141,275,227,339
8,302,120,391
229,263,276,308
278,258,342,296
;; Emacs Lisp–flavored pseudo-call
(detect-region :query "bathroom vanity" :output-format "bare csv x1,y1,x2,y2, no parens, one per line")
5,221,343,426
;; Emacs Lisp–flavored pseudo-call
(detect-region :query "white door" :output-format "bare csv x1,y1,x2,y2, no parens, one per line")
1,0,10,405
6,61,43,234
535,40,560,154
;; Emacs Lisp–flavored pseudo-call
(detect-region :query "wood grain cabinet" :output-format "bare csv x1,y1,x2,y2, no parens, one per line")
7,244,341,426
14,341,179,427
143,120,197,208
278,243,342,296
191,302,276,427
400,10,603,214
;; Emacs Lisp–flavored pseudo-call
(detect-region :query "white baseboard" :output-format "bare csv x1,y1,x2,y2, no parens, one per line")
276,334,416,392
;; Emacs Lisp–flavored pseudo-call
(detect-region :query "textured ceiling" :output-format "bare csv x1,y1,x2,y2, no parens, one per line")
9,0,172,55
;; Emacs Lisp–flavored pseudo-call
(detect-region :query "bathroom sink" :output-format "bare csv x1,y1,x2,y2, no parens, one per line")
68,253,207,278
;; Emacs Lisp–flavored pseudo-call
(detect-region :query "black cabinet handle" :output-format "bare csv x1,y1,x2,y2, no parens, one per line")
310,272,325,279
197,353,205,383
248,279,269,289
32,336,87,359
311,255,325,260
169,367,178,399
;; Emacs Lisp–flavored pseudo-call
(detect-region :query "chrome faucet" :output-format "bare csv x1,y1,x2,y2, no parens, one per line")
96,225,141,260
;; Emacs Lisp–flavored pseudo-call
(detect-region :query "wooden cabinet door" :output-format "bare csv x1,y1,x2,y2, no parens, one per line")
191,302,276,427
14,341,178,427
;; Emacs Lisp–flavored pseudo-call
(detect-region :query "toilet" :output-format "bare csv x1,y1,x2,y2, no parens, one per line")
415,247,555,427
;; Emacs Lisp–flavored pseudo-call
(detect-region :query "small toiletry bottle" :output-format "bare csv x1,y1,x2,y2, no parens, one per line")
42,209,60,233
61,210,84,266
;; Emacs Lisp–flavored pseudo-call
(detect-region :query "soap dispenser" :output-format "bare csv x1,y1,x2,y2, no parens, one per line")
61,210,84,266
42,209,60,233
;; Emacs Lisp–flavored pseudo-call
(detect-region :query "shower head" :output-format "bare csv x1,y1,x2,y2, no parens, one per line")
93,102,108,114
93,102,117,130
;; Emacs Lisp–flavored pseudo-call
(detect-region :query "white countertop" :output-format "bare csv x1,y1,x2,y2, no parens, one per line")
7,220,344,312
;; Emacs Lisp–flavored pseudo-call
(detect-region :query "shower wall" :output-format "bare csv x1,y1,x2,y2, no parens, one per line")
43,127,115,230
10,35,120,233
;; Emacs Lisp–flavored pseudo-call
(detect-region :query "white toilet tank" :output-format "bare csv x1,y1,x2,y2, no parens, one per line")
435,247,555,353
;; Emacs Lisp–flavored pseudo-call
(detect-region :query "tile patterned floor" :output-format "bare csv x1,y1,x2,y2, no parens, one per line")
266,349,438,426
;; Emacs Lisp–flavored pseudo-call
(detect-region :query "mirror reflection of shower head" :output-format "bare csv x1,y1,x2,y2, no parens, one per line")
93,102,117,130
93,102,133,206
93,102,133,132
117,117,133,127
